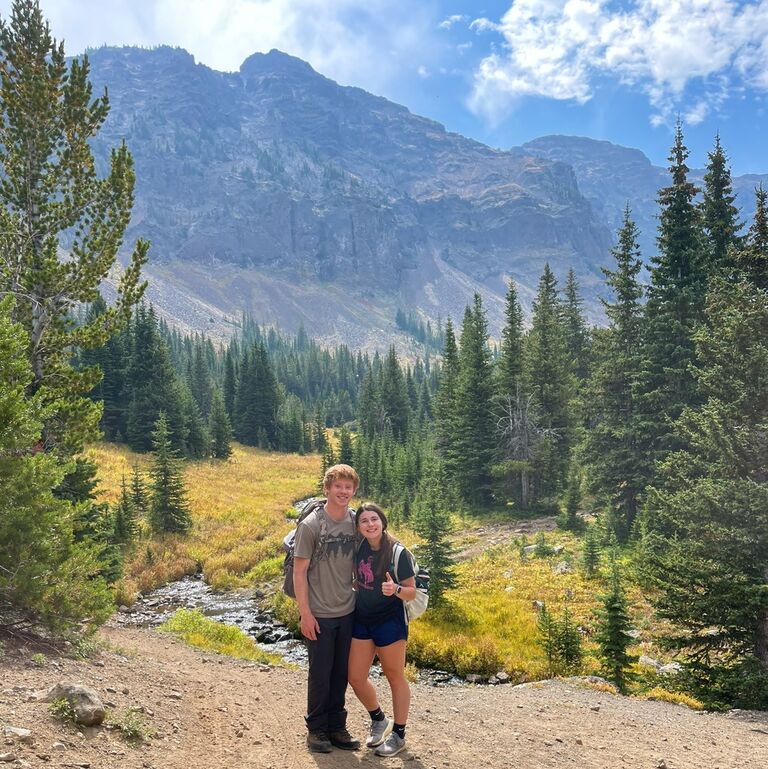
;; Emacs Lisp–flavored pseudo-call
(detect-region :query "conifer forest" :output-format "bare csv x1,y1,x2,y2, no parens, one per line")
1,0,768,713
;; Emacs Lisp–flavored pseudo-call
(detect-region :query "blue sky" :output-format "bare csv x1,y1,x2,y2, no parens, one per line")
3,0,767,174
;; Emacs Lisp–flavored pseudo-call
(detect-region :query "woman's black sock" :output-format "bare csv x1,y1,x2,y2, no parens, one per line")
368,707,385,722
393,723,406,739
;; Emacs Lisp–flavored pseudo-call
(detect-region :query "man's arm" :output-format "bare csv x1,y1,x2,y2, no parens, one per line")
293,557,320,641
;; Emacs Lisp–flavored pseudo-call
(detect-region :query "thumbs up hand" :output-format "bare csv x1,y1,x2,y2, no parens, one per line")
382,571,397,596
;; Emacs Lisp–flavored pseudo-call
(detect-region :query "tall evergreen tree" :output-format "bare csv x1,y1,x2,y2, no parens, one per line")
641,122,706,459
412,460,457,607
562,269,591,383
125,305,187,453
594,560,637,693
497,278,524,397
0,0,147,454
640,278,768,708
433,318,460,468
208,389,233,459
700,133,741,276
379,345,410,440
222,346,237,418
734,186,768,290
454,295,496,506
0,297,112,631
113,474,137,546
523,264,575,500
582,209,648,540
130,464,149,521
148,412,192,534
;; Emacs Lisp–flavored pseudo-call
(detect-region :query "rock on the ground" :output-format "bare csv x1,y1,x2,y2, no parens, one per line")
0,753,17,763
3,726,33,743
43,682,106,726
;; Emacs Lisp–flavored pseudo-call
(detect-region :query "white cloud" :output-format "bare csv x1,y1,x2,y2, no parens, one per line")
439,14,468,30
469,17,500,33
469,0,768,125
417,65,430,78
0,0,438,98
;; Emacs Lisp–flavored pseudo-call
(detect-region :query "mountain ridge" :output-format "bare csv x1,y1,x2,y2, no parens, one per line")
85,46,766,345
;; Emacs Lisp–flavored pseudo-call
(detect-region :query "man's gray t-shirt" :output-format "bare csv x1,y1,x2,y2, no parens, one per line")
293,507,357,618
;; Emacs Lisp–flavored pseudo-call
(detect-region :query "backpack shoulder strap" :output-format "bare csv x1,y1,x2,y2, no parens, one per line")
392,543,404,584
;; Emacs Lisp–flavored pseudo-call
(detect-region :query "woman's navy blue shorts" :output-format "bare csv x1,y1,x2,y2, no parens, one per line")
353,608,408,647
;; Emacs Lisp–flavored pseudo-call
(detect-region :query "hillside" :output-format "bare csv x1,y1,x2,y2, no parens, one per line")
1,626,766,769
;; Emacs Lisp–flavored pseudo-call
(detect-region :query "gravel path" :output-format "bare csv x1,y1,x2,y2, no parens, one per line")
0,626,766,769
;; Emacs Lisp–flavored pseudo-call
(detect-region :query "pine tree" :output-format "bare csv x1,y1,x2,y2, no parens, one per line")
222,347,237,419
641,122,706,460
640,278,768,708
0,0,147,455
380,346,410,440
734,186,768,289
412,460,457,607
113,474,137,546
125,305,187,453
130,464,149,520
581,527,601,579
188,343,213,418
454,296,496,507
559,469,582,532
433,318,460,468
594,560,637,693
149,412,192,534
0,296,112,631
562,269,591,383
523,264,575,501
497,278,524,397
208,389,232,459
337,425,355,466
582,209,648,540
700,133,741,276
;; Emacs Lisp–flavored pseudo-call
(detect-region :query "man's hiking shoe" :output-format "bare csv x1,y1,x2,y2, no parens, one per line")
366,716,394,748
374,732,406,757
328,728,361,750
307,731,332,753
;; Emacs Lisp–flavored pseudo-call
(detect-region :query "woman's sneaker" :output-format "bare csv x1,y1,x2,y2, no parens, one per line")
374,732,406,757
366,716,393,748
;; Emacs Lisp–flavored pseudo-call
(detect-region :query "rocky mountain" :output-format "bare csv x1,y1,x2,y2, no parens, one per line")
86,46,766,347
521,135,768,265
86,46,613,345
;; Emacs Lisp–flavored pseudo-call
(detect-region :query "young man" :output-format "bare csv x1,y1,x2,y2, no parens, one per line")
293,464,361,753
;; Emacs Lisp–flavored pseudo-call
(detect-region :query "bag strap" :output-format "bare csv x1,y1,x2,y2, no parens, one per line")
392,543,404,584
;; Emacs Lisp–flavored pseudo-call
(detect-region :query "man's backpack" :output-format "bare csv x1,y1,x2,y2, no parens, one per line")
393,543,429,622
281,498,327,598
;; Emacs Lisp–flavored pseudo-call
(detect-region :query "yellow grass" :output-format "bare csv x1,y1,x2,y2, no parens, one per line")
641,687,705,710
159,608,282,664
88,442,320,599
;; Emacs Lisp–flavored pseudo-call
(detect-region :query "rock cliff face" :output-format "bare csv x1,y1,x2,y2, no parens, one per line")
521,135,768,265
86,46,613,342
88,48,767,344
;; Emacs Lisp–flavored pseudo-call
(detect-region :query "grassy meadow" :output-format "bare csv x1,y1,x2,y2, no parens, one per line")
88,442,320,600
91,442,674,692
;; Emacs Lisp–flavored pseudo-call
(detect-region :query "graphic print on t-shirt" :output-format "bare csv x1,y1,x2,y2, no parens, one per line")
357,556,375,590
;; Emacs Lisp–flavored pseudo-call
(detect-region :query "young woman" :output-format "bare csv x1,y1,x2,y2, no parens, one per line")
348,502,417,758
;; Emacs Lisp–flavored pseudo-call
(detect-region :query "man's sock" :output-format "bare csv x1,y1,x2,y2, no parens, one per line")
368,707,385,722
393,723,406,739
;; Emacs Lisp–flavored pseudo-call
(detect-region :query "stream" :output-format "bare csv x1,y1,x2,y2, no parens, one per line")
116,574,463,686
116,499,464,686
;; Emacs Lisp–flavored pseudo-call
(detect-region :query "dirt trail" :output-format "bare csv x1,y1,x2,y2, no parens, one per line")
1,625,767,769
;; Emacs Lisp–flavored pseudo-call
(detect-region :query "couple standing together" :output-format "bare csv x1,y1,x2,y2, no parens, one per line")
292,464,417,757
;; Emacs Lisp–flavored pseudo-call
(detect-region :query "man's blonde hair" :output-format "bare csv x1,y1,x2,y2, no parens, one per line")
323,463,360,492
